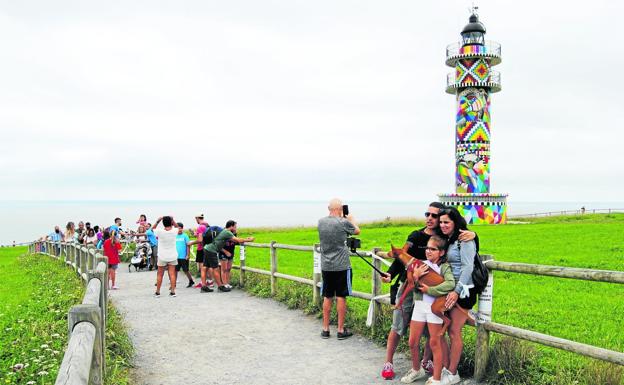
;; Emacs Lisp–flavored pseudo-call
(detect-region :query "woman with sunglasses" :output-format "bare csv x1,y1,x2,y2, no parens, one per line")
437,207,478,385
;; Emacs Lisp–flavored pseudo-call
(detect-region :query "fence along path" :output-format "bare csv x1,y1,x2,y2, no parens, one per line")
30,241,108,385
30,239,624,384
235,242,624,382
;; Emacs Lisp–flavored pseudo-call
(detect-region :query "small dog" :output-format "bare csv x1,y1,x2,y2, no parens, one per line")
388,245,451,335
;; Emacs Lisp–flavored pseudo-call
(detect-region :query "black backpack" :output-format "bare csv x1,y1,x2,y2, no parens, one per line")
458,241,489,294
202,226,223,247
471,253,489,294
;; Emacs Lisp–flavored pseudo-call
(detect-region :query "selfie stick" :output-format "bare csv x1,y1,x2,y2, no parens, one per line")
352,250,388,277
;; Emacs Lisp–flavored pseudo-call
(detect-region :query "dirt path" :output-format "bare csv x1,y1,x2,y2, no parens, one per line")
109,263,424,385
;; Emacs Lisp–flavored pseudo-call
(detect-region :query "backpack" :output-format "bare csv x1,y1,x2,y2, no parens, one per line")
457,241,489,294
202,226,223,246
471,253,489,294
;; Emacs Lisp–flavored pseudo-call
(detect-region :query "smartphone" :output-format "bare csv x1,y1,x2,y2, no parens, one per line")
342,204,349,217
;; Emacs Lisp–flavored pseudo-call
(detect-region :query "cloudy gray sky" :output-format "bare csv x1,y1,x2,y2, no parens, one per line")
0,0,621,202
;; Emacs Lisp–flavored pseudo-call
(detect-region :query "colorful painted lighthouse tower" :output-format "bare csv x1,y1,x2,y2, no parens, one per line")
438,11,508,224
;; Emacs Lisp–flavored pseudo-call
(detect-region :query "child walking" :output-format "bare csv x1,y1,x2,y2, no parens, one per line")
401,235,455,384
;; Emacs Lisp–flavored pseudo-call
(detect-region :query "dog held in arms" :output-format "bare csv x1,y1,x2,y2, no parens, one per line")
388,245,452,335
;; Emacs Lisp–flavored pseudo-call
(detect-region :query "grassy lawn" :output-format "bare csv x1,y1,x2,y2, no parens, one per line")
231,213,624,384
0,247,133,385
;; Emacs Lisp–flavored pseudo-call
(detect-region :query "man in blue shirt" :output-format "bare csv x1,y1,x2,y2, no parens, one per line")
47,226,63,256
175,223,195,288
109,217,125,239
145,224,158,270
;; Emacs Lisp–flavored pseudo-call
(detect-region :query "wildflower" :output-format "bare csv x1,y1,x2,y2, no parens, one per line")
50,333,60,338
27,382,36,385
52,351,60,355
37,370,48,376
40,344,49,349
12,363,24,371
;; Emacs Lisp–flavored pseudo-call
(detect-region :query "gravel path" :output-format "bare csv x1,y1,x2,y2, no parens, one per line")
109,263,426,385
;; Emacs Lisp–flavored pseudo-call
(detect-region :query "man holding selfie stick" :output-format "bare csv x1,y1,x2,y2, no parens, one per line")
318,198,360,340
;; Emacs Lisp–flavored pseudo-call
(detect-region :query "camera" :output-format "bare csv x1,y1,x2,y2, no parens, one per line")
346,236,361,252
342,204,349,217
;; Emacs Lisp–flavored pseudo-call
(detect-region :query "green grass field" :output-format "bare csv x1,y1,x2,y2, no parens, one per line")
231,213,624,385
0,247,133,385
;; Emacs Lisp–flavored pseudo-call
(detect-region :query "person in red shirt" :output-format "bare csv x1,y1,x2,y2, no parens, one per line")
103,230,122,289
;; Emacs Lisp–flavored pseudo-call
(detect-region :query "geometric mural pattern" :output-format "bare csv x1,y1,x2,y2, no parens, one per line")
456,204,507,224
455,86,492,194
456,88,491,142
455,58,490,84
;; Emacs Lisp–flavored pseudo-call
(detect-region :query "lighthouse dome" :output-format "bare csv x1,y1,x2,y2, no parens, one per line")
462,14,486,34
461,14,486,46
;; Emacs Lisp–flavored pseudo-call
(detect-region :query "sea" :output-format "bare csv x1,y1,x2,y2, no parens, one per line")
1,200,623,246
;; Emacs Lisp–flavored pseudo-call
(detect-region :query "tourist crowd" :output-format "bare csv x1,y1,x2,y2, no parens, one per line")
40,214,253,297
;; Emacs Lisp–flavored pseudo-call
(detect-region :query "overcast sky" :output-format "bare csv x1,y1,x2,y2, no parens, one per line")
0,0,621,202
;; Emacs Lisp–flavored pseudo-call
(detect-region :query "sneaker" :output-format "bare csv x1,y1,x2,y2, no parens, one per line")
194,282,203,288
186,281,195,288
441,368,460,385
381,362,395,380
425,378,441,385
320,330,330,339
225,284,232,289
154,292,160,298
207,279,215,288
169,292,176,297
200,285,214,293
111,285,119,290
218,285,231,292
400,368,427,383
422,359,434,375
337,329,353,340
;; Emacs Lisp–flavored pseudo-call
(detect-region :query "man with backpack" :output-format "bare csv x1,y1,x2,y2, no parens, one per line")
188,215,214,288
200,220,254,293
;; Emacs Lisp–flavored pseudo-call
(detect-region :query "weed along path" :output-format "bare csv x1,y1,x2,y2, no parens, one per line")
109,263,416,385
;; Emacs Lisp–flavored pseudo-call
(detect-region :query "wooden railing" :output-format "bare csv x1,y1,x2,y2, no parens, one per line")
509,208,624,218
29,241,109,385
234,242,624,381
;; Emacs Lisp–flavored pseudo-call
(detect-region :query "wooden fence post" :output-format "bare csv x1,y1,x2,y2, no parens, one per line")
312,243,322,308
270,241,277,296
67,304,103,385
239,245,246,287
371,248,382,332
95,257,108,324
77,246,83,276
474,254,494,381
69,244,75,267
80,247,89,282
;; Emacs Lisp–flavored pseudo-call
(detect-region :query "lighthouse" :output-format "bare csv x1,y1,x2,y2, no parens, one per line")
438,10,508,224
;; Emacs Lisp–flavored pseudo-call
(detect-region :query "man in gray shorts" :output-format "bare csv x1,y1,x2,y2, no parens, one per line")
318,198,360,340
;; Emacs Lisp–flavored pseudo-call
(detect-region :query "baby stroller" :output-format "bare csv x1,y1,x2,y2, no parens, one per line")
129,241,151,272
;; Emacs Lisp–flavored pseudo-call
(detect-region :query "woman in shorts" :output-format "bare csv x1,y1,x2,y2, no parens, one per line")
103,230,122,289
401,235,455,384
438,207,478,385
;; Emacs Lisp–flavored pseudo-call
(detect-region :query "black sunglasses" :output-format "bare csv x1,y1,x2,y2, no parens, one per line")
424,212,440,219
